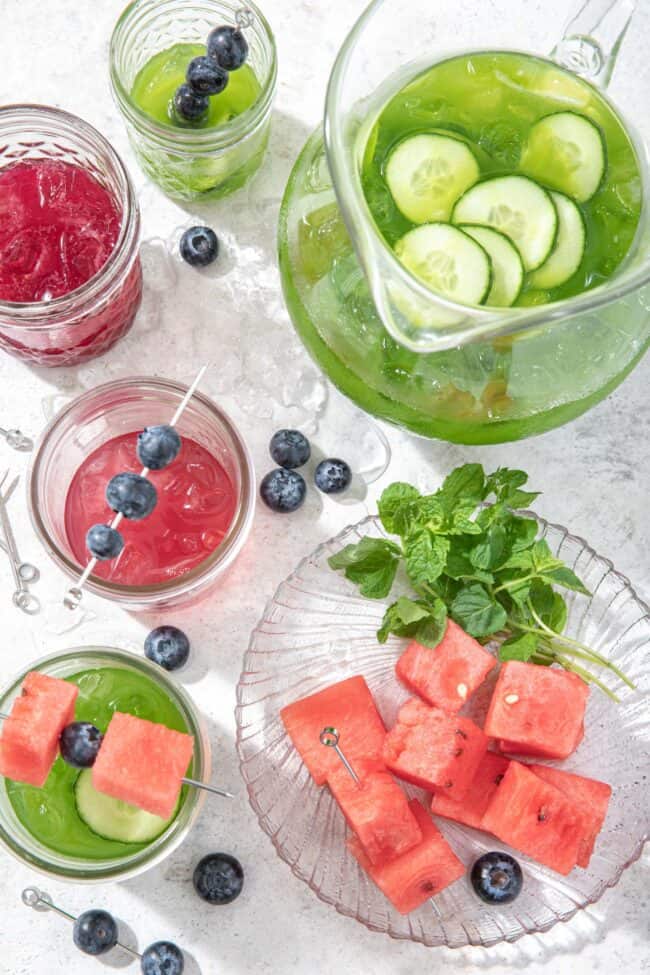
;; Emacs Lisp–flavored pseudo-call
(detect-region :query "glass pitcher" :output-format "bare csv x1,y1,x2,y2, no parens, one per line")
278,0,650,443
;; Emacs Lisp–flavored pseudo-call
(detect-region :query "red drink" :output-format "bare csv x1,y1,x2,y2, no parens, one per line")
0,160,121,303
65,433,238,586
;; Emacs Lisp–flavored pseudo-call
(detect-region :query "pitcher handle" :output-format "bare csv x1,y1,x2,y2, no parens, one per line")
552,0,637,88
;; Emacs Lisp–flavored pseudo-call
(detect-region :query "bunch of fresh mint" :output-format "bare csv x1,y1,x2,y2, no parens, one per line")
328,463,632,700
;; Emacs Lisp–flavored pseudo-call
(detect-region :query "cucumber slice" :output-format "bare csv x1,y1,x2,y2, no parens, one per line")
74,769,176,844
452,175,558,271
520,111,606,203
530,191,586,289
394,223,492,305
459,225,524,307
385,134,480,224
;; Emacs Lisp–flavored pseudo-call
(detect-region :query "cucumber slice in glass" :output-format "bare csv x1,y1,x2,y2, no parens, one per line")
520,111,606,202
74,769,176,843
452,175,558,271
530,191,586,289
385,134,480,223
459,224,524,307
394,223,492,305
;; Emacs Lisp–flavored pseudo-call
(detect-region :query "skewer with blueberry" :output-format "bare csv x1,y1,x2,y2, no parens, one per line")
172,15,251,124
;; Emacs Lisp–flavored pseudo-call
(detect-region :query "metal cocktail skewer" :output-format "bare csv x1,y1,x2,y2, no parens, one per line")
21,887,142,960
0,426,33,452
0,471,40,614
0,710,234,799
63,364,209,611
319,726,360,783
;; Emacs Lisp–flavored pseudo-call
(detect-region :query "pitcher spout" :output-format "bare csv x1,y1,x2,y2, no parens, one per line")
552,0,637,88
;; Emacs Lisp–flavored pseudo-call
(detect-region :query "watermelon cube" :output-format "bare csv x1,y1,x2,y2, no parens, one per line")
0,672,78,787
349,799,465,914
529,764,612,868
281,676,386,786
396,620,496,713
485,661,588,760
327,758,422,865
92,712,194,819
383,698,488,801
481,760,584,875
430,751,510,830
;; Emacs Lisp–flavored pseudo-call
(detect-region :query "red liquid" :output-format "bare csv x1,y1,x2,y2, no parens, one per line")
65,433,238,586
0,159,120,302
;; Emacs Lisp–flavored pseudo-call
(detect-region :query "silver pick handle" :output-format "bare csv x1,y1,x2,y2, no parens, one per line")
0,473,40,614
0,426,33,452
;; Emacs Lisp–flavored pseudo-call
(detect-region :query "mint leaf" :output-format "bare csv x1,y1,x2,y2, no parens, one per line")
545,566,591,596
499,632,538,662
448,505,483,535
328,537,401,599
439,463,486,507
445,539,494,584
451,583,507,637
530,539,564,573
378,483,420,534
404,530,450,587
415,600,448,648
485,468,540,508
377,596,447,648
529,580,568,633
507,516,538,553
501,549,534,571
470,525,507,570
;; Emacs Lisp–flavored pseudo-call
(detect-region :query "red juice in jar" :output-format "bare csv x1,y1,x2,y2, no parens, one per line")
65,433,237,585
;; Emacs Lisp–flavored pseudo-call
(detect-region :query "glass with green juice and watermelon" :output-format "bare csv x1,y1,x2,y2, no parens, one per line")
0,648,209,881
279,0,650,443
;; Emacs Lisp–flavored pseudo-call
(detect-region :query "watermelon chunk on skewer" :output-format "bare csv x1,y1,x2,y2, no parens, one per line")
396,620,496,713
92,712,194,819
0,672,78,787
528,764,612,868
349,799,465,914
383,698,488,801
281,676,386,786
430,751,510,830
327,758,422,865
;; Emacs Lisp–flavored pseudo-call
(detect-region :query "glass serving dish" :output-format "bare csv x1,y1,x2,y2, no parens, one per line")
236,515,649,948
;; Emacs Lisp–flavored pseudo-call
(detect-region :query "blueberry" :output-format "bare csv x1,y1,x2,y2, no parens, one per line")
173,83,209,122
260,468,306,513
60,722,103,769
137,425,182,471
314,458,352,494
141,941,184,975
269,429,311,469
106,473,157,521
145,626,190,671
470,852,523,905
193,853,244,904
86,523,124,561
180,226,220,267
73,909,118,956
186,55,229,95
207,26,249,71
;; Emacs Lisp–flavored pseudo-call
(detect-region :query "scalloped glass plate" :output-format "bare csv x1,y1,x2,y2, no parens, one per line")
236,515,650,947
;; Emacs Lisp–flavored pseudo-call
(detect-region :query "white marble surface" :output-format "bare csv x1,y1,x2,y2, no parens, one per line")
1,0,649,971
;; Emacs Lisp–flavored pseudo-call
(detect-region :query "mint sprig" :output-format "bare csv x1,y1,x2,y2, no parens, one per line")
328,464,634,701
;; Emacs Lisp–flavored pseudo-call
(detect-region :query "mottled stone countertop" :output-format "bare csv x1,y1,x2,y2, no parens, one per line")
1,1,648,972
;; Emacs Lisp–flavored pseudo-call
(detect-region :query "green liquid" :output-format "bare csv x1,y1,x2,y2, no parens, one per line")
6,667,188,860
131,42,261,131
361,52,642,305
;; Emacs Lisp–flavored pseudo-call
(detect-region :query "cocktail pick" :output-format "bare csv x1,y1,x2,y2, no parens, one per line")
0,425,33,451
319,726,360,783
0,470,40,615
21,887,141,960
63,364,209,611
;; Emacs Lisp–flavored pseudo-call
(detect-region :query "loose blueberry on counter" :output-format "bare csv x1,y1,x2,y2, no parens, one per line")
207,25,249,71
173,83,209,122
60,722,103,769
269,429,311,469
260,468,306,513
73,909,118,956
141,940,185,975
314,458,352,494
106,472,157,520
180,226,220,267
470,852,523,905
186,55,229,95
137,424,182,471
145,626,190,671
193,853,244,905
86,523,124,561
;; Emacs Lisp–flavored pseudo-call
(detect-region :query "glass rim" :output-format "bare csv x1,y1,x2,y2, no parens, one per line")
324,3,650,346
109,0,277,153
0,645,209,882
0,104,140,323
27,376,256,607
